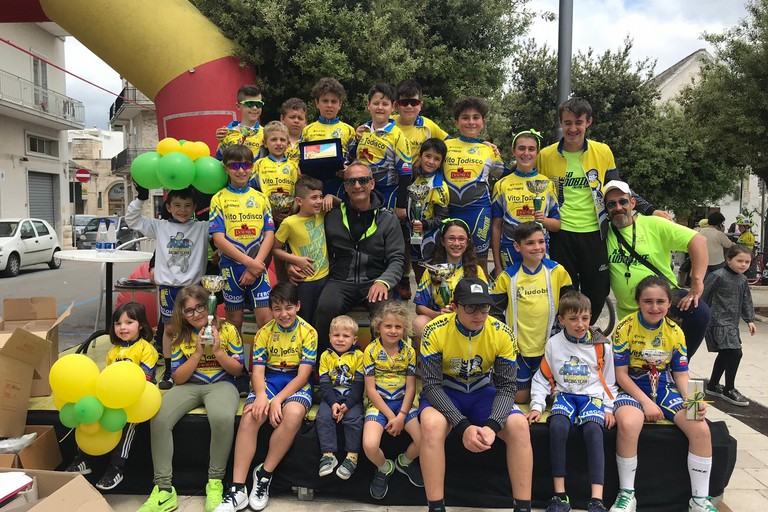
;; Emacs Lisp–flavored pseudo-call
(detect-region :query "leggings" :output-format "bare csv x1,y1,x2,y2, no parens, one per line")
549,415,605,485
709,348,743,390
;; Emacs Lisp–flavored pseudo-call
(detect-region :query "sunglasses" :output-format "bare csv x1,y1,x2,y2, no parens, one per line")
239,100,265,109
606,198,631,210
225,161,254,171
459,303,491,314
397,98,422,107
344,176,374,186
183,304,207,318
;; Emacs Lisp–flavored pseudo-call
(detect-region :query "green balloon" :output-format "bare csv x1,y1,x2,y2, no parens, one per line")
130,152,163,189
74,396,104,425
59,402,80,428
99,407,128,432
193,156,229,194
156,152,196,190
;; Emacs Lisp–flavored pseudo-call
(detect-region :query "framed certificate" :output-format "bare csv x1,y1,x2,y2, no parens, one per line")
299,138,345,181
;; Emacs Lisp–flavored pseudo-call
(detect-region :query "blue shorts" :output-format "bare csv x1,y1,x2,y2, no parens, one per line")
411,229,438,264
613,374,683,421
499,244,522,270
550,393,605,426
418,385,522,425
365,398,418,427
244,370,313,410
515,355,543,390
449,205,491,256
221,264,271,310
378,184,398,210
158,285,182,323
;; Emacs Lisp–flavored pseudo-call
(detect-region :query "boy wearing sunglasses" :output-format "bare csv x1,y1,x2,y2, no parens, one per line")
215,84,266,161
393,79,449,166
419,277,533,512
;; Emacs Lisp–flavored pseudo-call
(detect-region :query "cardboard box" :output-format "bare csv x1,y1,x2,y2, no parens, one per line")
0,426,62,471
0,298,72,397
0,330,51,438
0,468,113,511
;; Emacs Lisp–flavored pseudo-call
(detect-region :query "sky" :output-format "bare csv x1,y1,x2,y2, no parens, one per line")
64,0,750,130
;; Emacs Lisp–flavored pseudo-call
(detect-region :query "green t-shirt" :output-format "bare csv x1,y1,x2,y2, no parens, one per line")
607,215,696,319
560,151,599,232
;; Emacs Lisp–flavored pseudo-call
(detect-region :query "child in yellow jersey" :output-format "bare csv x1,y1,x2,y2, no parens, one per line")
317,315,365,479
363,301,423,499
610,276,716,512
218,284,317,512
736,216,756,250
279,98,308,166
489,222,572,404
249,121,300,226
210,144,275,331
141,285,244,512
66,302,158,491
302,77,356,195
215,84,265,161
393,79,449,166
273,175,336,322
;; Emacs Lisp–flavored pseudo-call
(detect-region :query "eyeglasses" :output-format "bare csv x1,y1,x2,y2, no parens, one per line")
239,100,264,109
344,176,374,186
445,236,468,244
183,304,207,317
397,98,422,107
606,198,631,210
459,303,491,314
225,161,254,171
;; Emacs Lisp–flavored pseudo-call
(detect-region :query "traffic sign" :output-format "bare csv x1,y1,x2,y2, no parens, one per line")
75,169,91,183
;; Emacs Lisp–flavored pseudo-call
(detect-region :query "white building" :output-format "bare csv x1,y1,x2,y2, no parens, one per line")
0,22,84,236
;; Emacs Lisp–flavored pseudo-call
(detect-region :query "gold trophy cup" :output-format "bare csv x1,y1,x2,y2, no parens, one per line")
420,262,457,306
200,275,227,345
641,349,670,400
525,179,550,213
268,193,295,215
408,183,431,245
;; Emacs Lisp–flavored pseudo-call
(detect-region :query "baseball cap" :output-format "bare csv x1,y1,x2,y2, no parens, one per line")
603,180,631,196
452,277,492,306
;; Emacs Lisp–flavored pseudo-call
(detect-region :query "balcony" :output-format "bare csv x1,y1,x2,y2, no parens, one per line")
111,147,155,175
0,69,84,130
109,86,154,124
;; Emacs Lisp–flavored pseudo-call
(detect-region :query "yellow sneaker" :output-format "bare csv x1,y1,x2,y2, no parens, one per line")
138,485,178,512
205,479,224,512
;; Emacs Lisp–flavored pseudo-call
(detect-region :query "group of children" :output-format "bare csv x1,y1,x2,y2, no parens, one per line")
65,76,758,512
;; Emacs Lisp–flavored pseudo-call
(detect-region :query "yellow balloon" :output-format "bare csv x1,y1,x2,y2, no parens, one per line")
124,381,162,423
51,393,67,410
156,137,181,156
179,141,199,160
49,354,99,403
79,421,100,434
96,361,146,409
76,425,122,456
193,141,211,159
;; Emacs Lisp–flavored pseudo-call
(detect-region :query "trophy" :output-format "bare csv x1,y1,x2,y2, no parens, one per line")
420,262,457,306
407,183,431,245
200,275,226,345
525,179,550,213
268,193,295,215
641,349,670,400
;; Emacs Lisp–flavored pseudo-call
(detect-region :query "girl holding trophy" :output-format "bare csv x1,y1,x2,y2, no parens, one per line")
609,276,716,512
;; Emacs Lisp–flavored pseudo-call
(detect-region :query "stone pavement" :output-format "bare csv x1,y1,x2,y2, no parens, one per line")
106,286,768,511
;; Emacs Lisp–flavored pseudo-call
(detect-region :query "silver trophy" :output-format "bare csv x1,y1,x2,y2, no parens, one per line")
407,183,431,245
268,193,295,215
200,275,226,345
420,262,457,305
525,179,550,212
641,349,670,400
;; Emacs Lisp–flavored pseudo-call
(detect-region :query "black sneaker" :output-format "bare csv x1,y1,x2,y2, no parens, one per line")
587,498,608,512
370,459,393,499
395,455,424,487
65,455,92,475
705,383,724,398
722,388,749,406
159,372,174,390
545,495,572,512
95,465,124,490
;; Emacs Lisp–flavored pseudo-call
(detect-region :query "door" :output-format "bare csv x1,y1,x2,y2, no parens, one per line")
18,220,43,264
28,171,55,226
31,220,56,260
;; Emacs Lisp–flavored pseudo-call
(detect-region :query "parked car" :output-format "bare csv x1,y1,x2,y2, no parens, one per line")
71,214,96,246
0,218,61,277
76,216,142,250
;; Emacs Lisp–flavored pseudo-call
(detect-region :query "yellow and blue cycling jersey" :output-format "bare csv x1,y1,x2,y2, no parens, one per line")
412,170,450,222
414,263,487,312
171,322,244,384
106,337,159,379
613,312,688,378
737,230,755,250
252,316,318,372
216,121,264,160
301,117,356,152
393,114,449,162
249,154,299,197
421,314,518,393
443,136,505,209
285,140,301,166
274,212,329,282
363,337,417,401
209,185,275,267
319,346,365,396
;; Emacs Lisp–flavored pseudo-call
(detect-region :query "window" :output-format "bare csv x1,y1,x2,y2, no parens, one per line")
20,221,35,239
27,135,59,157
32,221,49,236
32,55,49,107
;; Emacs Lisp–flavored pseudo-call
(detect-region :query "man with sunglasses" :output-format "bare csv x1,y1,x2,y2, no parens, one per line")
604,181,710,358
215,84,266,161
302,161,406,352
419,277,533,512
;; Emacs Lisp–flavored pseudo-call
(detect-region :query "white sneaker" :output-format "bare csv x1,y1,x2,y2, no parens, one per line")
249,464,272,511
609,489,637,512
213,485,248,512
689,497,718,512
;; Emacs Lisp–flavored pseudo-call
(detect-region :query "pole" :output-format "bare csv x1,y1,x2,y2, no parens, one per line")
556,0,574,140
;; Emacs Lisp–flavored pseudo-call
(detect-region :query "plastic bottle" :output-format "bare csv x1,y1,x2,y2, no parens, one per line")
106,222,117,252
96,220,108,254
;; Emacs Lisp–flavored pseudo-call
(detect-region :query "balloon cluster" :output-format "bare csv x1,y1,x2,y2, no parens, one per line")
130,138,228,194
49,355,162,455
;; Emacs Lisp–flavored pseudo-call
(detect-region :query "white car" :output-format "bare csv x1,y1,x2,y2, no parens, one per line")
0,218,62,277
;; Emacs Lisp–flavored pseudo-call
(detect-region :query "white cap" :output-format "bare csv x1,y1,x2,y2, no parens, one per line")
603,180,631,196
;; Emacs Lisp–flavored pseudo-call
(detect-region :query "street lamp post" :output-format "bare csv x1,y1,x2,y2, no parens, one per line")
555,0,573,139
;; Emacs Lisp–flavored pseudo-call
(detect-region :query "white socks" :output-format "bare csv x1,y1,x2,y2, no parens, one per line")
616,455,637,491
688,452,712,498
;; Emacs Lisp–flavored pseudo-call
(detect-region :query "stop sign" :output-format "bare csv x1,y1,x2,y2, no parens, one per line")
75,169,91,183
